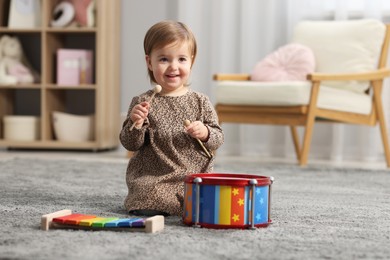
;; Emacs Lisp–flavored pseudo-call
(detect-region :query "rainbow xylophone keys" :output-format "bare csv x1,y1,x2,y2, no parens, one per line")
41,209,164,233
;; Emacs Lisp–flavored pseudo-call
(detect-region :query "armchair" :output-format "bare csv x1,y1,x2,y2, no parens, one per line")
214,19,390,167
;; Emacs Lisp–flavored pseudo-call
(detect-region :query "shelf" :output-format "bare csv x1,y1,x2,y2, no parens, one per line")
0,84,42,89
46,28,97,33
0,27,42,33
0,140,98,150
45,84,96,90
0,0,121,150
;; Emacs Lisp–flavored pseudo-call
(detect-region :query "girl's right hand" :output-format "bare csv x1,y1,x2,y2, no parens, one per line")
130,101,150,128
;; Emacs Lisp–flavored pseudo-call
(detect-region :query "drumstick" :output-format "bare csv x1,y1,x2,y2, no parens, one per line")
130,85,162,131
184,119,212,159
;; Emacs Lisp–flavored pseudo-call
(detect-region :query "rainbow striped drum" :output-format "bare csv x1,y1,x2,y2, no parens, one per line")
183,173,274,229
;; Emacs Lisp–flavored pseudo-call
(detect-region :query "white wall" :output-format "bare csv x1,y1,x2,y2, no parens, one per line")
120,0,178,113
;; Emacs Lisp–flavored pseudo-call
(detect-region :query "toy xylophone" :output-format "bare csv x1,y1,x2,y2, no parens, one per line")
41,209,164,233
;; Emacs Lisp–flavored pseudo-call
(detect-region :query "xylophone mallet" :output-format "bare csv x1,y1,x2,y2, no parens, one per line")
130,85,162,131
184,119,212,159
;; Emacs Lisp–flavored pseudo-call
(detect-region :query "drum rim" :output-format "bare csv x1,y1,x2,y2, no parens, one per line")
184,173,272,186
182,219,272,229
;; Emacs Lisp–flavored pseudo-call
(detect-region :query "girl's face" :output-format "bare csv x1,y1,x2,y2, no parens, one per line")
146,41,192,96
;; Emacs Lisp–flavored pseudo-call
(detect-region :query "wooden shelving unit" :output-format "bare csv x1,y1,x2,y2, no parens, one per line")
0,0,121,150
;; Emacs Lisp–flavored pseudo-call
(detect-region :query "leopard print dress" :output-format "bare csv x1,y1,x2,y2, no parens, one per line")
120,89,224,216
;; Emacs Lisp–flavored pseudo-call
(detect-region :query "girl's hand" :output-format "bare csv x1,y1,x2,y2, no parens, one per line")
130,101,150,128
185,121,209,142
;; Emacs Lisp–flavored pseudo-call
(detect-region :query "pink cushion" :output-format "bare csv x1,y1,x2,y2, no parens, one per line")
251,43,315,81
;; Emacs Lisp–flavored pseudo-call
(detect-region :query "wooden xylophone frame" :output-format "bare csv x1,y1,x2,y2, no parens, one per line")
41,209,164,233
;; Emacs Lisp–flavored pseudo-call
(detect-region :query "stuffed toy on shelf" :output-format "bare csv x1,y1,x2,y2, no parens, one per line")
51,0,96,28
0,35,37,85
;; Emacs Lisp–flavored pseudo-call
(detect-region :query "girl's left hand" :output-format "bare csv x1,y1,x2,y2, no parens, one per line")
185,121,209,142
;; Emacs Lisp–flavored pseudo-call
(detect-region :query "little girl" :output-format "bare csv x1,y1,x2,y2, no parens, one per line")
120,20,224,217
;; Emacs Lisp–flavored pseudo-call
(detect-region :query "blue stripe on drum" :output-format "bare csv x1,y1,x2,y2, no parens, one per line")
254,186,269,224
199,185,215,224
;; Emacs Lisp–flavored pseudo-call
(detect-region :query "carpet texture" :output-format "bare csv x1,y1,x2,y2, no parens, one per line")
0,157,389,260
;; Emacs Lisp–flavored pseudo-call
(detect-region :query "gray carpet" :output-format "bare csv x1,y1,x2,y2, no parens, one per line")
1,157,389,260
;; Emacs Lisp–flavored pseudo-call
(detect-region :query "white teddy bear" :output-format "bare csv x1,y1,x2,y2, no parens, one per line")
0,35,34,85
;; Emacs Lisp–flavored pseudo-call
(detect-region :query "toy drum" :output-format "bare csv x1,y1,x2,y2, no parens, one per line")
183,173,274,229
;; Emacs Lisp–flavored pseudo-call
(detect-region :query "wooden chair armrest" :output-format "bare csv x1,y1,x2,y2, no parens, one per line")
307,68,390,81
213,73,251,81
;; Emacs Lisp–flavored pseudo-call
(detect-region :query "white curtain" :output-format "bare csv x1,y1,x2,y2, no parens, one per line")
175,0,390,163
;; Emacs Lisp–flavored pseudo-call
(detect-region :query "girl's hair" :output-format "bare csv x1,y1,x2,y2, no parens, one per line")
144,20,197,84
